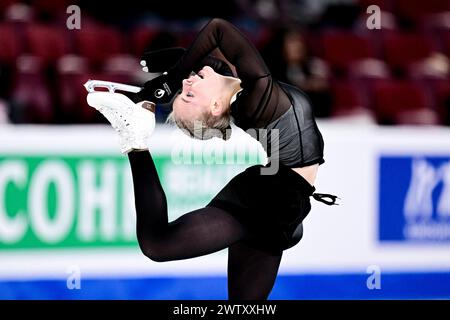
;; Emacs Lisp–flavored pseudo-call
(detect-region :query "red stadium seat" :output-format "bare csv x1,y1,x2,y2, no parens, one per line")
74,25,125,67
0,0,18,15
370,80,437,125
31,0,71,20
11,56,53,123
57,61,109,124
330,81,371,117
395,0,450,25
57,56,137,124
320,32,375,73
347,58,391,80
358,0,393,12
25,24,70,66
431,80,450,125
0,23,22,64
58,69,105,123
56,56,89,122
443,31,450,57
107,54,138,77
131,26,160,57
382,32,437,73
301,31,322,58
418,11,450,32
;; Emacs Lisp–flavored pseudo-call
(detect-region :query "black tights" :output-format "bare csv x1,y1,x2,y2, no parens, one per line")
128,151,282,300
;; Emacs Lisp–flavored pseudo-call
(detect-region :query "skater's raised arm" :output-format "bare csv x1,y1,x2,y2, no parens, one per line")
139,18,290,132
172,18,271,86
139,18,274,103
140,47,234,77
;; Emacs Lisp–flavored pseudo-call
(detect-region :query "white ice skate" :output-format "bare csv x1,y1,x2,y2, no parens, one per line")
84,79,156,112
86,91,156,154
84,79,142,94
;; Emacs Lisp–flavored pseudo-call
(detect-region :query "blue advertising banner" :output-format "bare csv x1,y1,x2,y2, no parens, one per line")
379,156,450,242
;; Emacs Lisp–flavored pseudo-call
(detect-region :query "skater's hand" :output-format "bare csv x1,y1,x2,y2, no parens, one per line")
140,47,186,73
138,71,178,105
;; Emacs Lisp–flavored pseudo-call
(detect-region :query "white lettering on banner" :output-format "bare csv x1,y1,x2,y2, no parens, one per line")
0,159,135,246
405,222,450,240
404,159,440,220
437,162,450,218
121,164,136,241
165,165,240,197
29,161,74,243
404,159,450,220
0,161,28,243
78,161,117,241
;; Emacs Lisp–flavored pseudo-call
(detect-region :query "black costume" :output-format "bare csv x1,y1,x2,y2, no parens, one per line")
128,18,336,300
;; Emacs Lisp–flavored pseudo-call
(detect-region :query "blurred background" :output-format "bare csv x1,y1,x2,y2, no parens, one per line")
0,0,450,299
1,0,450,125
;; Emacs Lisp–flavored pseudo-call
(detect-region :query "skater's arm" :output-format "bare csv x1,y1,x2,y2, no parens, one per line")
172,18,271,87
139,18,290,117
172,18,292,122
141,47,233,77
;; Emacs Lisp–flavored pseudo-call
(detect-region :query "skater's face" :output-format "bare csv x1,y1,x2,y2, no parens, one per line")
173,66,226,121
170,66,234,140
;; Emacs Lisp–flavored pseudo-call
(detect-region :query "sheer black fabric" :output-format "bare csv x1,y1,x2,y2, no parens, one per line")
128,151,282,299
172,18,324,167
172,18,290,129
125,19,335,301
128,151,245,261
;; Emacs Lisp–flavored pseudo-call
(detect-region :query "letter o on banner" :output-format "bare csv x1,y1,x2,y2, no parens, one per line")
29,161,74,243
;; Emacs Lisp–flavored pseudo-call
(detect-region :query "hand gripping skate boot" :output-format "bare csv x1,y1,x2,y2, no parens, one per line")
86,91,156,154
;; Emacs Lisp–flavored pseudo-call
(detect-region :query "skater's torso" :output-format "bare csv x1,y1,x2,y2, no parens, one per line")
173,19,324,184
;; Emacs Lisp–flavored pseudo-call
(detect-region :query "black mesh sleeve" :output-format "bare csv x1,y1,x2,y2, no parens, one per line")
171,18,291,128
141,47,233,76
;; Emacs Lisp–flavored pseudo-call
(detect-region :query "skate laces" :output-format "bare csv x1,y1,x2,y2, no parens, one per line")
312,193,340,206
101,104,133,134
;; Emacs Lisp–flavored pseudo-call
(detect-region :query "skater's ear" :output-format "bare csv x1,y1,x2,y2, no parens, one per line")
209,99,224,117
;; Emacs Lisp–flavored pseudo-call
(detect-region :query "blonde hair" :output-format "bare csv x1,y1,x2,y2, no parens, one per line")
166,108,231,140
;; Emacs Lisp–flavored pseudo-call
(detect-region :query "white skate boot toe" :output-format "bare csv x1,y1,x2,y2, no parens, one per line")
87,92,156,154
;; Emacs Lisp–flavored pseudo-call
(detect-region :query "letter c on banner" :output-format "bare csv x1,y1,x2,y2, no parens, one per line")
0,161,28,244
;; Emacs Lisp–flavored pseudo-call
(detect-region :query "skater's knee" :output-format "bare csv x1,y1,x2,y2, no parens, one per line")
137,238,169,262
143,250,169,262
